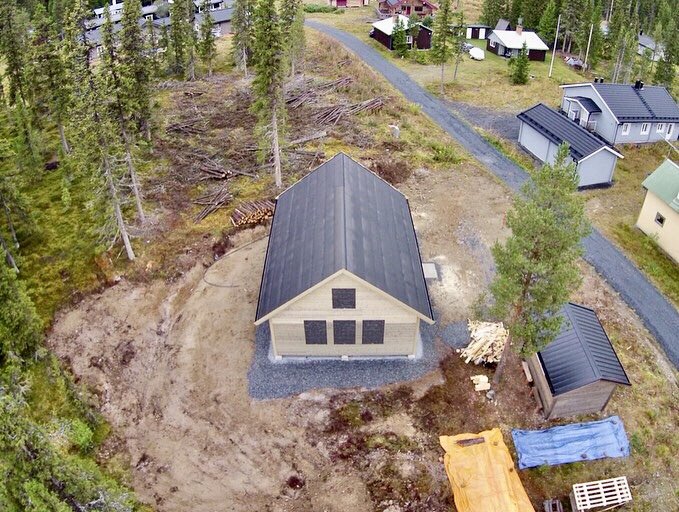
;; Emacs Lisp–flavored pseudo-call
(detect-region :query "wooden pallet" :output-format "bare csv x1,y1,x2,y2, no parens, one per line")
543,499,563,512
570,476,632,511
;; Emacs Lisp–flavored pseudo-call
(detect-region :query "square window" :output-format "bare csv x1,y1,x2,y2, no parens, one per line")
362,320,385,344
640,123,650,135
332,288,355,309
657,123,665,133
655,212,665,227
304,320,327,345
621,123,630,135
333,320,356,345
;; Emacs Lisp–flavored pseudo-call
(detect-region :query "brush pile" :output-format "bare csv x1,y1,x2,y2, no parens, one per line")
459,320,509,365
193,186,233,223
314,97,385,125
285,76,354,108
230,200,276,227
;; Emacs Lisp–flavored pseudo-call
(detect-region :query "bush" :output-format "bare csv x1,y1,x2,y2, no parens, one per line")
410,50,431,65
430,143,461,164
303,4,343,14
68,418,94,453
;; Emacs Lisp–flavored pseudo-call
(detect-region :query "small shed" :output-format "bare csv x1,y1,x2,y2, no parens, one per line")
254,154,435,358
527,303,631,420
517,103,623,188
466,23,491,40
486,27,549,61
370,15,433,51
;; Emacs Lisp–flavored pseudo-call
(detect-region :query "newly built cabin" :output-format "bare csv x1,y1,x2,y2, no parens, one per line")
254,154,434,358
527,303,631,419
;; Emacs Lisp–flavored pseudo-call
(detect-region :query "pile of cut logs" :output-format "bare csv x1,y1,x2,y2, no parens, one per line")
193,186,233,223
230,200,276,227
314,97,385,125
459,320,509,365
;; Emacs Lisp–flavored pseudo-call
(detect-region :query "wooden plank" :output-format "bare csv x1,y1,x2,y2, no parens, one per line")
522,361,534,382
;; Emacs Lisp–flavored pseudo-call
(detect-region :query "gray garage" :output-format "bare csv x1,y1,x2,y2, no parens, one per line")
517,103,624,188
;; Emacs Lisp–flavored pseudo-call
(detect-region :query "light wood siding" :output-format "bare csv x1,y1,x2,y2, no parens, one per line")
528,355,617,419
636,190,679,263
269,273,420,357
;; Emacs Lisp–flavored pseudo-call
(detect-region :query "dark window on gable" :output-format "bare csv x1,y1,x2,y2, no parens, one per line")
332,288,356,309
362,320,385,344
655,212,665,227
304,320,327,345
333,320,356,345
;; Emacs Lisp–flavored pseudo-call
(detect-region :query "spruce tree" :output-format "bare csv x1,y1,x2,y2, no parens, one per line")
170,0,191,75
489,144,590,384
198,0,217,76
26,3,72,154
510,42,530,84
521,0,547,29
409,14,421,50
280,0,305,75
537,0,559,46
252,0,285,188
509,0,522,26
481,0,508,28
232,0,255,75
452,11,466,80
431,0,454,94
0,0,29,107
392,17,409,58
653,18,677,88
120,0,152,141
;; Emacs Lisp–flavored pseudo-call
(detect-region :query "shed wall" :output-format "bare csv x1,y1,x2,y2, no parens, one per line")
269,273,420,357
577,149,618,187
372,28,392,50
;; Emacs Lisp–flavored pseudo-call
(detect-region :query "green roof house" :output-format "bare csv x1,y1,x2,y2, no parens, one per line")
636,159,679,263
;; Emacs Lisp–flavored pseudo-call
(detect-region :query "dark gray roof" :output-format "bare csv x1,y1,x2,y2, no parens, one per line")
570,96,601,113
517,103,616,161
538,303,631,396
592,83,679,122
256,153,433,321
195,7,233,24
495,18,511,30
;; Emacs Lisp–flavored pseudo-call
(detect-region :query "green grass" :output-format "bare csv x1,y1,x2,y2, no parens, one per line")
613,223,679,306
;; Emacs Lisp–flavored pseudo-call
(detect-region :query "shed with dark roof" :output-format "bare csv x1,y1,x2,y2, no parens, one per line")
254,154,434,358
527,303,631,419
517,103,623,188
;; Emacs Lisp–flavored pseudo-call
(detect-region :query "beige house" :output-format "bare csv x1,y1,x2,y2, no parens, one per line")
255,154,434,358
527,303,630,420
637,159,679,263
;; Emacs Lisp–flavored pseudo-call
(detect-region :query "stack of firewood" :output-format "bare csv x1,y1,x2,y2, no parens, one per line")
230,200,275,227
313,97,385,125
459,320,509,365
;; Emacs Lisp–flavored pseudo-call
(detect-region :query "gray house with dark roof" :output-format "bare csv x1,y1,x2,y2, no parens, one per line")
561,81,679,145
517,103,623,187
255,153,434,358
527,303,631,419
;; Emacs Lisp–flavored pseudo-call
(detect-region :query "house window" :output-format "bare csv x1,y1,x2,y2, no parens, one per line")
145,14,153,20
362,320,385,344
332,288,355,309
414,5,423,11
655,212,665,227
333,320,356,345
621,123,630,135
489,39,496,48
668,124,675,137
656,123,665,133
640,123,650,135
304,320,327,345
406,35,413,44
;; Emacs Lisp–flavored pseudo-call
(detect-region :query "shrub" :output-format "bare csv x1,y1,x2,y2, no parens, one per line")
303,4,343,14
430,143,461,164
68,418,94,453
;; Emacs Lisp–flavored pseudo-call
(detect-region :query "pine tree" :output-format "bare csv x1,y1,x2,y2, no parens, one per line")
0,250,42,363
509,0,522,26
653,17,677,88
392,17,409,58
0,0,29,107
431,0,454,94
119,0,152,141
481,0,508,28
198,0,217,76
232,0,255,75
170,0,191,76
489,144,590,385
101,8,146,224
280,0,305,75
26,3,72,154
510,42,530,84
537,0,559,46
560,0,585,53
584,0,604,68
252,0,285,188
521,0,547,29
452,11,466,80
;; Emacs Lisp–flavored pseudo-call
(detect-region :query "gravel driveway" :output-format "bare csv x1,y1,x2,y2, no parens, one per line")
447,100,521,141
306,20,679,367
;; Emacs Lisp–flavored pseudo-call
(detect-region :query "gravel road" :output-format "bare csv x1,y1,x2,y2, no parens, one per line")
307,20,679,367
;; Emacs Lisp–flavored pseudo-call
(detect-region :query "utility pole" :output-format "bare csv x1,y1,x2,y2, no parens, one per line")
584,23,594,70
549,14,561,78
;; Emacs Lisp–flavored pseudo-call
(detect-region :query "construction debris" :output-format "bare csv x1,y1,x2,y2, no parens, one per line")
230,200,275,227
471,374,491,392
313,97,385,125
459,320,509,365
193,186,233,223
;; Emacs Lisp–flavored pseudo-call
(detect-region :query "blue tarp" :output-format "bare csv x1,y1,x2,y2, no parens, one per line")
511,416,630,469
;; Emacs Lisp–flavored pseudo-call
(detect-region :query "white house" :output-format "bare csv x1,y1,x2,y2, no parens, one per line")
560,81,679,145
517,103,623,188
486,26,549,61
